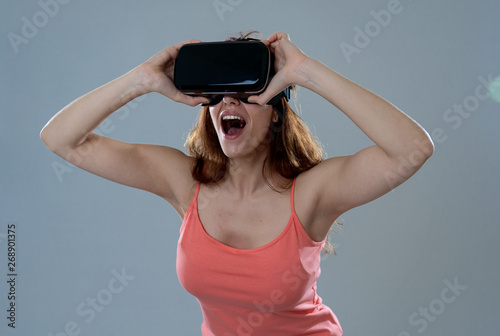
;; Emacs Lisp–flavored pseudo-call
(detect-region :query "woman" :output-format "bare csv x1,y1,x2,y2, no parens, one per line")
41,32,434,335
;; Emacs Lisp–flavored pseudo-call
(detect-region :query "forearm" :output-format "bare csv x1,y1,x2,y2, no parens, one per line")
40,66,147,153
297,58,434,160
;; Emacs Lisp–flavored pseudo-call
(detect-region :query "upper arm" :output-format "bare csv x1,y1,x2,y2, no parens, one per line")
297,145,427,238
52,132,195,209
323,146,401,212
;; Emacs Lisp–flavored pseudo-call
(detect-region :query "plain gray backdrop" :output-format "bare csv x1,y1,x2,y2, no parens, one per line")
1,0,499,335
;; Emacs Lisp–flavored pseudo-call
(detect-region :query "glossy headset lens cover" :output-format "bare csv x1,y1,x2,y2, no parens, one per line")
173,40,271,95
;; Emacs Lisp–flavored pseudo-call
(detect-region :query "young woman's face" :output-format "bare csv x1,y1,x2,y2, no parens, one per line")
209,96,277,160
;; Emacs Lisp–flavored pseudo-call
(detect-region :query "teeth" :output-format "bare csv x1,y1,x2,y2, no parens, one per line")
222,115,243,121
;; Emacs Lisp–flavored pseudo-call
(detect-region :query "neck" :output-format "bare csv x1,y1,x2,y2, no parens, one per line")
224,152,271,197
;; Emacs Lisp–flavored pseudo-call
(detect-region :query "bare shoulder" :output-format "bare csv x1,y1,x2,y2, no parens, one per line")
294,143,426,241
133,141,198,215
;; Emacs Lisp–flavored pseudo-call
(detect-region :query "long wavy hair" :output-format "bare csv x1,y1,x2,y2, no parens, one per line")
184,31,340,254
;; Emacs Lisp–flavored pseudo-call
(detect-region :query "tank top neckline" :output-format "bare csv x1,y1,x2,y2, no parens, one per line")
190,178,323,254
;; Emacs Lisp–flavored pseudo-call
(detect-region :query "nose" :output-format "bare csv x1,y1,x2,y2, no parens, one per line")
222,95,241,105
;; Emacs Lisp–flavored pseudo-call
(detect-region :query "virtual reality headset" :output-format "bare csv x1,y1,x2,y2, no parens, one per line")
173,39,290,106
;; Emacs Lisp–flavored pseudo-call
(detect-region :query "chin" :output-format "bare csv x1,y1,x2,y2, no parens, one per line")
220,142,250,159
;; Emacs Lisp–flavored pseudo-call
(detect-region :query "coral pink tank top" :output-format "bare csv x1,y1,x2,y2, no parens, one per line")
176,179,343,335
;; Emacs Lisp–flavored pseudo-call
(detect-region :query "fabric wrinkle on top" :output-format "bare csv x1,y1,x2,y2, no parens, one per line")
176,179,343,336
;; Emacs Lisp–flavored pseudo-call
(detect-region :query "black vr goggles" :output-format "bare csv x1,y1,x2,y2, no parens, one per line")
173,39,291,106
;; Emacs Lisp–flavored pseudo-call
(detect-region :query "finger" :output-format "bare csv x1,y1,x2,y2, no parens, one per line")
194,96,211,106
266,32,280,44
267,32,289,44
267,33,291,56
178,39,202,47
247,77,286,105
158,87,209,107
171,39,202,54
178,94,210,107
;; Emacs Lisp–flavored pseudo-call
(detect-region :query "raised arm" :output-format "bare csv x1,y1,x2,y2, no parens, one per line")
40,40,209,215
251,32,434,240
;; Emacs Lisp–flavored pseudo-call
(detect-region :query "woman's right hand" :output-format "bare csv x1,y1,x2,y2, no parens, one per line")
137,40,209,106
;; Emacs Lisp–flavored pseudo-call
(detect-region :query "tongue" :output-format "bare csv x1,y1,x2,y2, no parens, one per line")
227,127,243,135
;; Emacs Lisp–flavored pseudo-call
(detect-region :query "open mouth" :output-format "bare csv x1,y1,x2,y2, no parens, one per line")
221,114,247,136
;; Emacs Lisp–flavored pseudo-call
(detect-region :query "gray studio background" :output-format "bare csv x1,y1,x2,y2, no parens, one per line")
1,1,499,335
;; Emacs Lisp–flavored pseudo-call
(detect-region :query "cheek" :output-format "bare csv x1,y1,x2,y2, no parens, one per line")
248,105,274,125
248,119,271,140
249,115,275,149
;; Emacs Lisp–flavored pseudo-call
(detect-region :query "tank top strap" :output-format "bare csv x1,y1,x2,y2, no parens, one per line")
180,182,202,234
290,177,297,215
191,182,202,215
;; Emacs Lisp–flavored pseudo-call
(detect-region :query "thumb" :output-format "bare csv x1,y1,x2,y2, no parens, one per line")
248,79,286,105
180,94,211,107
167,90,210,106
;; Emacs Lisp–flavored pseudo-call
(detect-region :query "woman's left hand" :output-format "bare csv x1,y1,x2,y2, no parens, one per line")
248,32,311,105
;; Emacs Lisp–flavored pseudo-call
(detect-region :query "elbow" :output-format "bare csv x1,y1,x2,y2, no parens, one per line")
421,134,435,160
410,133,434,167
40,126,53,151
40,125,61,153
392,134,434,171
